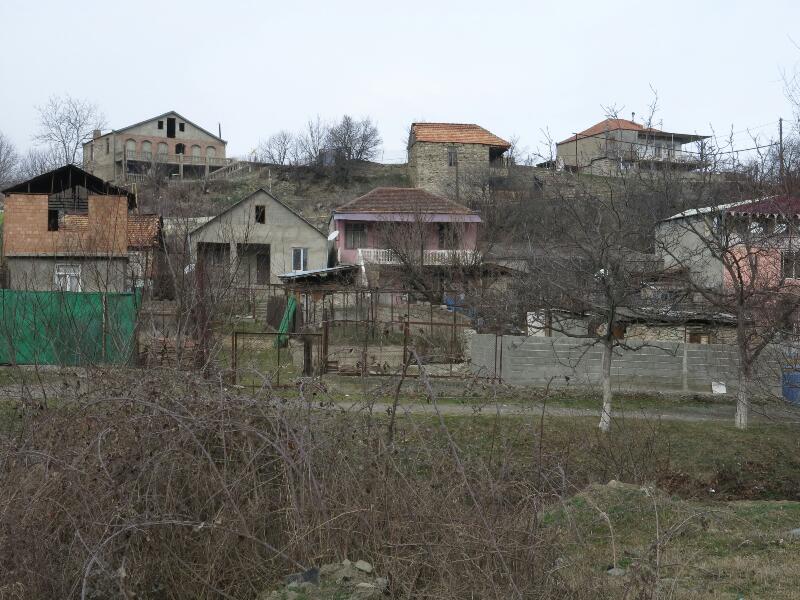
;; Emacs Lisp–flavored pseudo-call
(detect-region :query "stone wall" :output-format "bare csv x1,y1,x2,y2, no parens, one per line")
409,141,491,198
470,334,784,394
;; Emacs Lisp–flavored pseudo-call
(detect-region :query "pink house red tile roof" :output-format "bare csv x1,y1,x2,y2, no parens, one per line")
411,123,511,148
334,187,478,215
728,195,800,218
62,213,161,248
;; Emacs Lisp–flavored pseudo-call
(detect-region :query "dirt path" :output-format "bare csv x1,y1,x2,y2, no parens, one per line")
336,400,800,424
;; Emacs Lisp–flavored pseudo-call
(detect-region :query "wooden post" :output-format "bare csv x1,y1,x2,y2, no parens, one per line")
231,332,237,384
402,317,409,367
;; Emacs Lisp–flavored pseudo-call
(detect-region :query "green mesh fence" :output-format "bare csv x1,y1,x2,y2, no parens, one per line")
0,289,140,366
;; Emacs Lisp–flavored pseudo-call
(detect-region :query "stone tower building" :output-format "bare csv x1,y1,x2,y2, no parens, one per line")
407,123,511,201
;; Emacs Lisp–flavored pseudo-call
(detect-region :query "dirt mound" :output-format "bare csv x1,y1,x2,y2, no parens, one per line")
260,560,388,600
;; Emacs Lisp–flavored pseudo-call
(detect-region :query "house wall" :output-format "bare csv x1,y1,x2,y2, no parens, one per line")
2,194,128,257
655,217,724,289
83,113,226,181
332,218,479,265
6,256,129,292
189,190,327,285
409,141,492,197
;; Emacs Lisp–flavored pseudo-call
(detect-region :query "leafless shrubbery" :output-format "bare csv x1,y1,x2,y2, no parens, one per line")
0,365,679,599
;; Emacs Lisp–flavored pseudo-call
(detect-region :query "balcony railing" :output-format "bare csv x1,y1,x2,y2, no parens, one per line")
605,147,704,164
357,248,480,266
115,150,232,167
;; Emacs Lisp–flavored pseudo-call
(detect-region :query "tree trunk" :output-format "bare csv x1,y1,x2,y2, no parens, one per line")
599,340,613,432
735,366,751,430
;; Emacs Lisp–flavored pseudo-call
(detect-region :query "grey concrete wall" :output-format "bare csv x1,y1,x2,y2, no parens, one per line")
7,257,129,292
189,190,328,285
470,334,785,394
655,217,724,289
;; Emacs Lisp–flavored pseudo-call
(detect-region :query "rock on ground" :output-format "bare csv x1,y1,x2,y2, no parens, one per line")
260,560,387,600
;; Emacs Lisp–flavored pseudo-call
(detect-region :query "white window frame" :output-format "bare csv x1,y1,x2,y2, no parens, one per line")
291,248,309,272
54,264,82,292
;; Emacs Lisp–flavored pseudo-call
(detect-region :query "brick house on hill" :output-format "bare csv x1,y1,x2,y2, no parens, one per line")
1,165,162,293
82,111,229,184
408,123,511,199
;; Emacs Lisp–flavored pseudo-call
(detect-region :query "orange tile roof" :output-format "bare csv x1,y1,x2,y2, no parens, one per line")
557,118,648,145
62,213,161,248
411,122,511,148
334,187,477,215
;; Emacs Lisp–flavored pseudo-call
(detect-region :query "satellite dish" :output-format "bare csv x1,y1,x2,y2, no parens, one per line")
327,230,339,241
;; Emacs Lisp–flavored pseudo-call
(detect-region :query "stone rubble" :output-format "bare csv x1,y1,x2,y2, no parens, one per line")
260,559,387,600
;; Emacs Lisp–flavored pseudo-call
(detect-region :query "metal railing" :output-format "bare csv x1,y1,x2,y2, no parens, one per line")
357,248,480,266
116,150,232,167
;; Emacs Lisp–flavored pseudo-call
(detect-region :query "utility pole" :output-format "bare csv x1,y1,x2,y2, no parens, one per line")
779,117,785,192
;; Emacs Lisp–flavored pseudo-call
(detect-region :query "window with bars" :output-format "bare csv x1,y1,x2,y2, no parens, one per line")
345,222,367,249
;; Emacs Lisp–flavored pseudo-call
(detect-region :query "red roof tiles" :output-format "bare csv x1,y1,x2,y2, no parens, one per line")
728,195,800,218
411,123,510,148
334,187,477,215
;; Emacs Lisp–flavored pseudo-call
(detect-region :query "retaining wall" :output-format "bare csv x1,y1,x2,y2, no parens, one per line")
470,334,785,394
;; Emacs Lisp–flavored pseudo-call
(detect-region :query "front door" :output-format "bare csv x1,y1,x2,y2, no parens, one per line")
256,251,270,285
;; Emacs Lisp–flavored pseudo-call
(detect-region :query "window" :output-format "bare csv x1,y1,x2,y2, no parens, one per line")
782,252,800,279
105,138,109,154
157,120,164,130
157,142,168,156
166,117,176,138
47,209,59,231
141,140,152,160
89,143,94,161
345,222,367,249
179,122,185,132
206,146,216,158
438,223,459,249
292,248,309,272
54,264,81,292
255,205,266,224
175,143,185,155
447,147,458,167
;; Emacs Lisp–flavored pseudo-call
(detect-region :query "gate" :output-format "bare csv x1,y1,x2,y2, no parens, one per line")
231,331,323,388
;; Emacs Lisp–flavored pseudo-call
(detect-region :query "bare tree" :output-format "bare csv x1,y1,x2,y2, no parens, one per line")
657,193,800,429
326,115,382,162
256,130,296,165
0,131,19,188
517,175,672,432
16,146,60,179
296,116,329,165
34,94,106,166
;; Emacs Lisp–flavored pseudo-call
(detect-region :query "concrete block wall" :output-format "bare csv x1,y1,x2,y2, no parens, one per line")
470,334,785,394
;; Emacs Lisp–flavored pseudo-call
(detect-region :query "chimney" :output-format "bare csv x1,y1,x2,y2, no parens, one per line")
631,112,635,123
92,129,101,139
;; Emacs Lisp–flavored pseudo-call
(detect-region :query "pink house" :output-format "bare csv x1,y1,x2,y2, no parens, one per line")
330,187,481,273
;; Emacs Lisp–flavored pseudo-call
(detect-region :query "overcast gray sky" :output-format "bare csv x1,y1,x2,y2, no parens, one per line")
2,0,799,161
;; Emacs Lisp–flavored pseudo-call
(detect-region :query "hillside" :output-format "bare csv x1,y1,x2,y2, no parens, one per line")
158,161,411,231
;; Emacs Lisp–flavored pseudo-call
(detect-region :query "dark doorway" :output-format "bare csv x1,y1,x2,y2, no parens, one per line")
175,143,185,155
167,117,176,138
256,251,270,285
